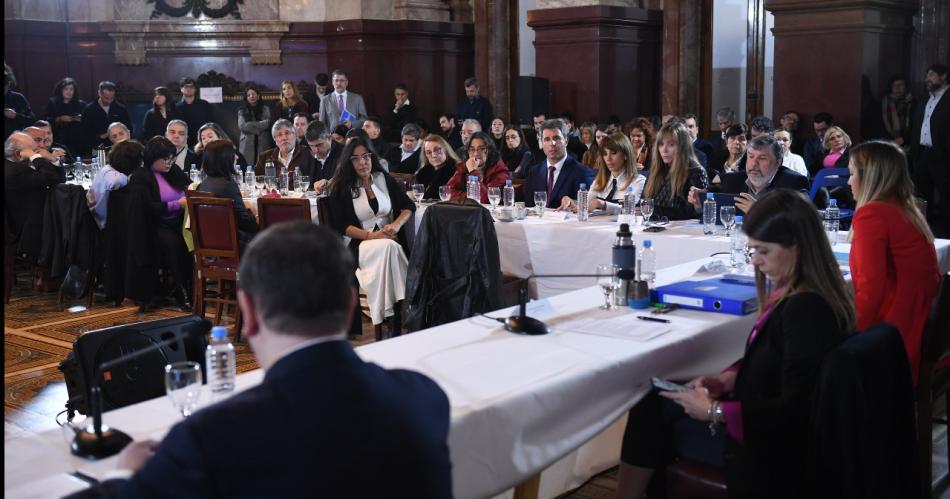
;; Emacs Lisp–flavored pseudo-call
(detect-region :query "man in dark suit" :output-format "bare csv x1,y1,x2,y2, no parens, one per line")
301,121,342,194
382,83,419,143
175,77,214,148
80,81,133,157
4,132,65,257
4,68,35,140
361,116,394,161
910,63,950,236
456,76,494,132
318,69,368,130
524,119,595,208
254,119,306,177
684,114,713,172
803,112,833,175
706,107,735,154
386,123,422,175
304,72,330,121
688,134,809,215
165,120,199,173
66,223,453,499
438,113,463,150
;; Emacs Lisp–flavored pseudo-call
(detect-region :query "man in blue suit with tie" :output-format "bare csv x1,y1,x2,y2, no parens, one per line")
67,223,453,499
524,119,595,208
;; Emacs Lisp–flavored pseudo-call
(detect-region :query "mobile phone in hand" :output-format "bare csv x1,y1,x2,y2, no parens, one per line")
650,376,690,393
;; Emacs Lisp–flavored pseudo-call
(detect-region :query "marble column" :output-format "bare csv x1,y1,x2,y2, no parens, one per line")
393,0,451,21
473,0,512,122
660,0,706,118
766,0,916,142
528,4,662,122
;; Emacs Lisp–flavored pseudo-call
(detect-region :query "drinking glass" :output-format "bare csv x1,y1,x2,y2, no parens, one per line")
297,175,310,194
534,192,548,217
640,198,654,226
265,176,278,193
487,187,501,213
165,361,202,418
438,185,452,202
720,206,736,236
596,264,620,310
412,184,426,203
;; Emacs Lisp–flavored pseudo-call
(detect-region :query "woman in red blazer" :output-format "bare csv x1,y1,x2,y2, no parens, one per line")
447,131,511,203
848,140,942,384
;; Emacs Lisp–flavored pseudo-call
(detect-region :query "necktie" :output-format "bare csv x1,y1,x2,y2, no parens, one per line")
547,166,556,202
605,178,618,200
338,94,345,115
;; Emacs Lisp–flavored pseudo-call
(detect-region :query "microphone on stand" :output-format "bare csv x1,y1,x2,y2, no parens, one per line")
70,319,210,460
504,271,634,336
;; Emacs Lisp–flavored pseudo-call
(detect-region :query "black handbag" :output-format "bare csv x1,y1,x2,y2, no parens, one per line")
60,264,90,300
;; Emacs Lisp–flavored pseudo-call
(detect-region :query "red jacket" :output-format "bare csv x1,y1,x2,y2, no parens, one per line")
447,159,511,204
849,200,942,384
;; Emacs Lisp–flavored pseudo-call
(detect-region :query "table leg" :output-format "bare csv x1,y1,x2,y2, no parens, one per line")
513,472,541,499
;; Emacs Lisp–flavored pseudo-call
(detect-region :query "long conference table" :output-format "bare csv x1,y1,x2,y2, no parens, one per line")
6,206,950,499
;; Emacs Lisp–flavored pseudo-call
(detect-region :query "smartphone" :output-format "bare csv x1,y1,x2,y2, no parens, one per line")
650,376,690,393
644,226,666,233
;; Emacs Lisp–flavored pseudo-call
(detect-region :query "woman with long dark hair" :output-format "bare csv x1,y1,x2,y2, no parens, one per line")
500,125,533,177
238,84,272,163
125,136,193,312
616,189,855,499
446,131,511,202
327,136,415,330
141,86,177,141
43,77,85,156
197,140,259,248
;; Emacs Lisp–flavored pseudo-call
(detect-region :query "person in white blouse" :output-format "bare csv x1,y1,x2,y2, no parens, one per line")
557,133,646,214
774,128,808,177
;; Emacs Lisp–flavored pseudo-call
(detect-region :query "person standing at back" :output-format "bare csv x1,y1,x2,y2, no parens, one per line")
318,69,368,131
175,77,213,149
456,77,494,132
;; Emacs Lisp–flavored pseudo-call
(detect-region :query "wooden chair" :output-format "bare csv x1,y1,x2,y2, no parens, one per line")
390,173,415,192
185,189,213,198
186,197,242,342
256,197,312,230
917,272,950,498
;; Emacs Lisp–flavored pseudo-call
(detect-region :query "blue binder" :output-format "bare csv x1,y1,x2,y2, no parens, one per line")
652,277,759,315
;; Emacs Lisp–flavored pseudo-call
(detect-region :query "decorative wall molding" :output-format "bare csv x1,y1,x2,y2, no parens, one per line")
147,0,244,20
103,19,290,65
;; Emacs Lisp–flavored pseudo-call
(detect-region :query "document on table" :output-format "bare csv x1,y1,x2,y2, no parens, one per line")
553,313,671,341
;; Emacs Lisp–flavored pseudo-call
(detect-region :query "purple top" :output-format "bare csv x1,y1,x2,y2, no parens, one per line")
154,170,184,221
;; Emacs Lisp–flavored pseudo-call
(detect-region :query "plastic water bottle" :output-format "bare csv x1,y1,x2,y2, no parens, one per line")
205,326,236,397
264,158,277,180
703,192,717,235
293,166,302,190
244,164,255,188
620,186,636,226
730,215,747,269
639,239,656,284
613,223,637,306
467,175,480,201
503,179,515,208
577,183,589,221
824,199,840,246
279,164,290,195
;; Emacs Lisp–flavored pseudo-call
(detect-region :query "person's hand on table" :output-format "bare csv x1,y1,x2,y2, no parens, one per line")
687,186,707,210
116,439,159,472
734,193,756,213
660,385,716,421
313,179,328,194
555,196,575,212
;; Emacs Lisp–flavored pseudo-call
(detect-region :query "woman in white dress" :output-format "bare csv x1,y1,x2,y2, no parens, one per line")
558,133,646,215
327,136,415,333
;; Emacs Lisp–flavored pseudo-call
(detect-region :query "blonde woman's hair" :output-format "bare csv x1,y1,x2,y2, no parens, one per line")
849,140,934,243
592,133,638,193
418,133,461,172
643,122,700,199
821,125,852,152
279,80,302,108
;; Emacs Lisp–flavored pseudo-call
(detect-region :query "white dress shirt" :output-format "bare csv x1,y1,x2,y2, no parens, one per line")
920,85,947,147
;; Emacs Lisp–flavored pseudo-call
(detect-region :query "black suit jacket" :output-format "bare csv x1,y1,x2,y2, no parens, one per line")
66,341,453,499
910,87,950,158
303,140,343,184
724,292,844,498
80,101,133,157
4,157,65,256
716,166,810,214
386,147,422,175
523,155,595,208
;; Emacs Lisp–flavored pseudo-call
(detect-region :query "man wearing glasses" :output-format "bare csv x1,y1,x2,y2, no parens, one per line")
523,119,595,209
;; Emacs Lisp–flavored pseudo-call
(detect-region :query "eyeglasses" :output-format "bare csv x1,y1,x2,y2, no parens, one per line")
468,146,488,154
350,153,373,163
424,147,444,157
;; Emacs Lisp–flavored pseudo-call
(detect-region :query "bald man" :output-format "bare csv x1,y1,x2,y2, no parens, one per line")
4,131,64,256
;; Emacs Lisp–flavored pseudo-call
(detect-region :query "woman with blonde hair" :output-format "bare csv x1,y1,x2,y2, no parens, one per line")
847,140,941,383
558,133,644,214
819,125,851,169
273,80,309,122
415,134,460,200
641,122,708,220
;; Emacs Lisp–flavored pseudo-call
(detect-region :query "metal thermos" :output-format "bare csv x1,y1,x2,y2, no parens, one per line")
612,223,637,306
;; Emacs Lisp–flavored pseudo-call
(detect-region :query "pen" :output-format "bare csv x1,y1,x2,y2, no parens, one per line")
637,316,671,324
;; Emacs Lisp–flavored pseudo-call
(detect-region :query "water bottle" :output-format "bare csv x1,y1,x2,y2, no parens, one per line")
612,223,637,307
205,326,236,397
244,163,256,189
279,164,290,195
730,215,747,269
190,168,200,185
503,179,515,208
824,199,840,246
264,159,277,186
293,166,302,190
640,240,656,284
467,175,480,201
577,183,589,221
703,192,717,235
620,186,636,225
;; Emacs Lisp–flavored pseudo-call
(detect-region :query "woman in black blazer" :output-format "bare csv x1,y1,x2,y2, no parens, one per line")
327,136,415,332
196,140,259,249
616,190,856,499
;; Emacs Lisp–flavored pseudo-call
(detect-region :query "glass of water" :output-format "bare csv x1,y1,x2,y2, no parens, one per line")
412,184,426,203
488,186,501,213
596,264,620,310
640,198,654,226
297,175,310,194
534,192,548,216
720,206,736,236
165,361,202,418
438,185,452,202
